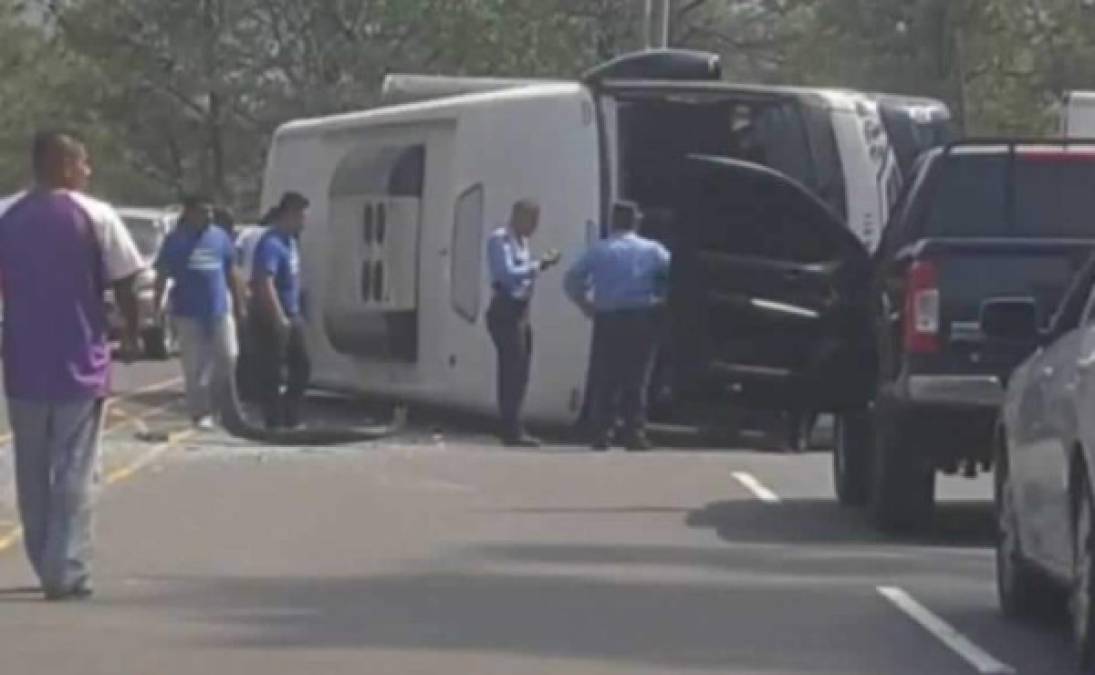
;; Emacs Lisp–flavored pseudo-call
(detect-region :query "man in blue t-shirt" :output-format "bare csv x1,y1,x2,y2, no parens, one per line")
250,191,310,429
154,194,244,428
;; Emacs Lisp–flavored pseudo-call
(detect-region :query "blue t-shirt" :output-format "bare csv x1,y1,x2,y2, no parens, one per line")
155,225,234,322
252,229,301,317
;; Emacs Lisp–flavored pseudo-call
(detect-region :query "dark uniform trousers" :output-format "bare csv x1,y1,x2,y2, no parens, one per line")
235,317,261,403
486,292,532,438
251,314,312,429
588,306,663,440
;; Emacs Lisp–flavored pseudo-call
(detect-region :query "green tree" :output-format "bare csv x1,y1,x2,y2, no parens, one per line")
24,0,1091,210
0,0,157,198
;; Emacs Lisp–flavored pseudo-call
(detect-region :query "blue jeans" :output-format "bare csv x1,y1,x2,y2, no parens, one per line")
10,397,104,595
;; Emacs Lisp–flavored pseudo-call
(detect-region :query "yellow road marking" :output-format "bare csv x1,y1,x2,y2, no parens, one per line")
105,429,196,484
0,376,182,446
105,399,181,435
0,376,187,555
0,428,197,555
0,527,18,554
128,377,184,396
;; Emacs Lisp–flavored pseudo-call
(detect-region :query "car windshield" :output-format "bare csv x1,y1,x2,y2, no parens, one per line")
122,216,163,259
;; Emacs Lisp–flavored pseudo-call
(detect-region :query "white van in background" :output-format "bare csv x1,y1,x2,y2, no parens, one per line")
1061,91,1095,138
113,207,176,358
261,50,952,428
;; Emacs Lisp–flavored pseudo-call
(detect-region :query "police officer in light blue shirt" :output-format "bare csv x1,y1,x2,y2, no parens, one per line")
565,201,671,451
486,199,560,447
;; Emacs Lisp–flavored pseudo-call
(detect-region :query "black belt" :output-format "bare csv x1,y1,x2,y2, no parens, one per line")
491,284,529,304
490,291,530,316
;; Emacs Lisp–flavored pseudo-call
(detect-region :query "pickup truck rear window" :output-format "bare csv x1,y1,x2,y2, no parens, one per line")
922,156,1007,238
1014,157,1095,237
922,153,1095,238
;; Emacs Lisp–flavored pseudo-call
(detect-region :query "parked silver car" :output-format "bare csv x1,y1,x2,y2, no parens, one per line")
988,252,1095,669
107,207,177,359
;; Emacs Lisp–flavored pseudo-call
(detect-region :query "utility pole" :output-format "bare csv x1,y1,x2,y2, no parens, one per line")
643,0,671,49
659,0,670,48
643,0,654,49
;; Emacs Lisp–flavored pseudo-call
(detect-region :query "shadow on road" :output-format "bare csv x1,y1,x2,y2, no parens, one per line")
500,506,692,516
106,498,1003,672
686,498,996,550
122,571,960,674
0,586,42,604
464,499,996,591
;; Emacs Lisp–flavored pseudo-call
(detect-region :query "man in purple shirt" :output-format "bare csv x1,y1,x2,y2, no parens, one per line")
0,131,145,600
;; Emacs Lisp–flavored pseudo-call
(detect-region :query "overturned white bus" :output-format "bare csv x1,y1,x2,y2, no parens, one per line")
261,50,952,428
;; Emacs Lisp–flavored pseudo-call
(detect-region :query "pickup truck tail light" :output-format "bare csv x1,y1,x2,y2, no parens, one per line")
904,260,940,354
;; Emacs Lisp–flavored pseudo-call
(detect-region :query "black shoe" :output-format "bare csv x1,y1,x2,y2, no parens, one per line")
625,433,654,452
503,434,541,448
284,408,302,430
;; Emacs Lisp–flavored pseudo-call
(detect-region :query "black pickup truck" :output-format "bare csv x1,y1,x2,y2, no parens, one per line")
834,140,1095,531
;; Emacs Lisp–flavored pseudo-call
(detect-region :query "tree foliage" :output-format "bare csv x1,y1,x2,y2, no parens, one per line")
0,0,1083,211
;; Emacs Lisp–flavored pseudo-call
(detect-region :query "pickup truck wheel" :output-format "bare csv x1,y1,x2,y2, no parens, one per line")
785,410,816,452
834,410,871,507
870,405,935,533
996,443,1060,620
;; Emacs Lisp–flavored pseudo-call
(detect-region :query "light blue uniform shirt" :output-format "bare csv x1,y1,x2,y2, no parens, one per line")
564,231,671,313
487,227,537,301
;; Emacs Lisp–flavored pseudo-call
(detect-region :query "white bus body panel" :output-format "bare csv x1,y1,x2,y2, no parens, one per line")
826,94,901,253
263,84,599,425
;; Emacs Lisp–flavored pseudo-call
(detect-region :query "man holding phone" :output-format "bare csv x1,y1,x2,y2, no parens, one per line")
485,199,561,447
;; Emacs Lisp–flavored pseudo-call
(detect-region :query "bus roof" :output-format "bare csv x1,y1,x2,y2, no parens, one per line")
275,81,588,139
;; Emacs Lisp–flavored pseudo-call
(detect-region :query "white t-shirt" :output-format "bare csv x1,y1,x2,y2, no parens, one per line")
67,191,147,282
235,225,266,282
0,190,145,283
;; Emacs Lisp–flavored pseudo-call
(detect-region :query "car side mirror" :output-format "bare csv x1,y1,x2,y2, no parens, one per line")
981,297,1040,342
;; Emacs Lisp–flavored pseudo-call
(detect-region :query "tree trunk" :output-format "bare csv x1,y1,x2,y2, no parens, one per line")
208,90,227,203
201,0,229,203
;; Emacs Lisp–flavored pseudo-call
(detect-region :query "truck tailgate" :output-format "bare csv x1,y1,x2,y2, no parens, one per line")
906,237,1095,374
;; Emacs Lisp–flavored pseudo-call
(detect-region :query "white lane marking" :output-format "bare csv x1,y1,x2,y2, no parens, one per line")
878,586,1016,675
732,471,781,503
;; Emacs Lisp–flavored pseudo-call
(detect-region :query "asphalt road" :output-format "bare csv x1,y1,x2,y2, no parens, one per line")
0,361,1082,674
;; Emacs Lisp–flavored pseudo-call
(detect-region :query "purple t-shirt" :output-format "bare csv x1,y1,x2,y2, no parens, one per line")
0,190,144,401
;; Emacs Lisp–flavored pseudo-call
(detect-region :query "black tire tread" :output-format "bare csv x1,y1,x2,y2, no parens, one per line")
835,410,871,507
870,402,935,533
